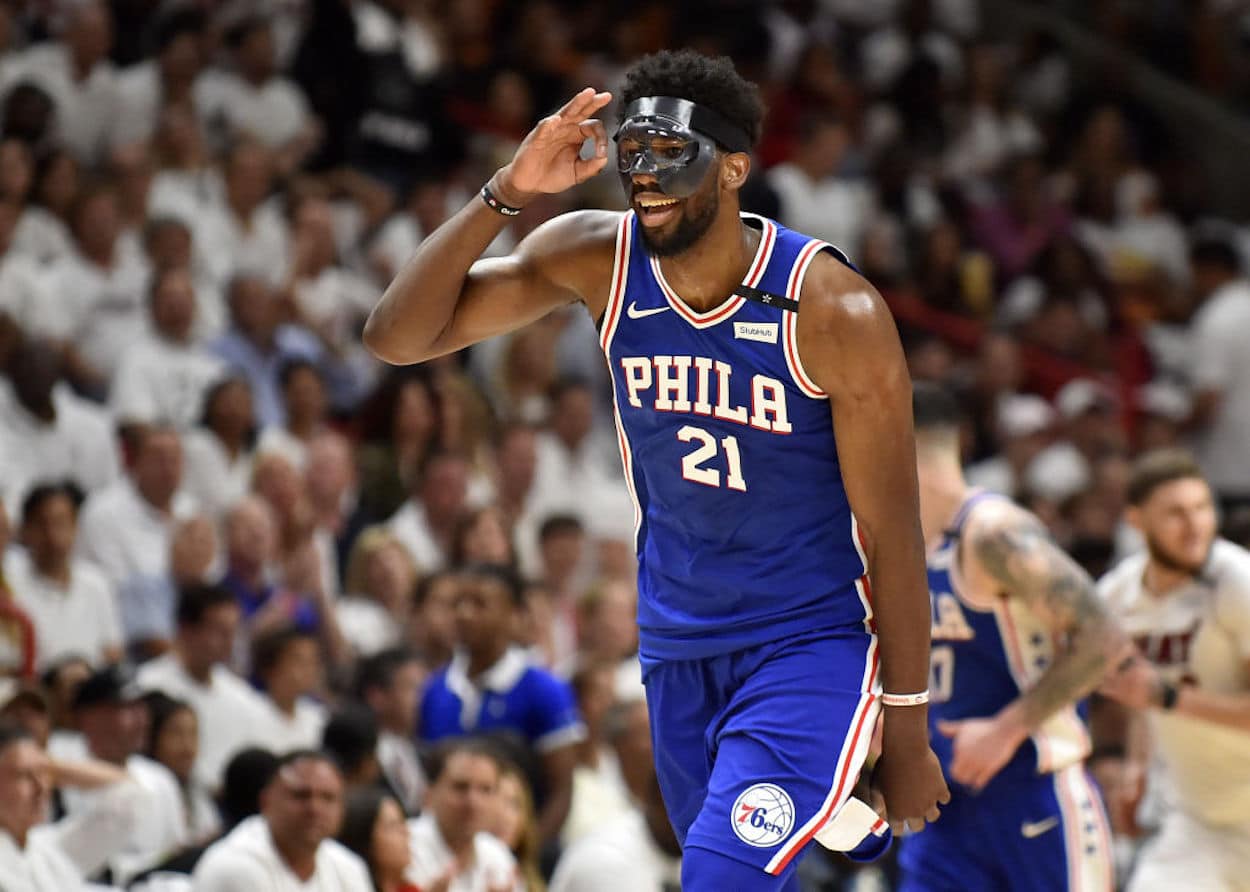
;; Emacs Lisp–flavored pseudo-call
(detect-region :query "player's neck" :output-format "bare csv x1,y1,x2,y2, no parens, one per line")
918,466,969,550
1142,559,1196,597
657,209,759,312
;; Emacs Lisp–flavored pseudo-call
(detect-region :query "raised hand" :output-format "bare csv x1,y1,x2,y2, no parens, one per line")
493,87,612,206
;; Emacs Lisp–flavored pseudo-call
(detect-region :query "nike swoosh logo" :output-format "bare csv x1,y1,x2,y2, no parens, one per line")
626,301,671,319
1021,816,1060,839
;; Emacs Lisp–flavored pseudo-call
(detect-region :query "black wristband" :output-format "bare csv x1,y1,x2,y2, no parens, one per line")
481,184,523,217
1159,681,1180,711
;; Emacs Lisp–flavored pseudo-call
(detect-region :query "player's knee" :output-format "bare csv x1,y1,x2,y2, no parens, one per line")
681,845,797,891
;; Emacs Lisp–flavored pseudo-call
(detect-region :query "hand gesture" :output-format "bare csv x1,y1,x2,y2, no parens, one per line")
872,718,950,834
494,87,612,205
937,716,1027,792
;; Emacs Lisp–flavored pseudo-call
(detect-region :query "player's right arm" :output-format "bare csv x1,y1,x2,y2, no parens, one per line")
938,501,1127,790
363,88,616,365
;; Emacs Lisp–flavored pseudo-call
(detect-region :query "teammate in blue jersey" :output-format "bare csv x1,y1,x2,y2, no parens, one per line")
364,50,949,888
901,382,1122,891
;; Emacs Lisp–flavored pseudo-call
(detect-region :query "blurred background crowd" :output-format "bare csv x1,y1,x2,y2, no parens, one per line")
0,0,1249,889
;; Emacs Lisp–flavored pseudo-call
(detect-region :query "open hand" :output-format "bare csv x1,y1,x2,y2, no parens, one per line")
937,716,1027,792
494,87,612,205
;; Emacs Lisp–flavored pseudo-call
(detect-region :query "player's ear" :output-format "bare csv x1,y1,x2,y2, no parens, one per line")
720,151,751,191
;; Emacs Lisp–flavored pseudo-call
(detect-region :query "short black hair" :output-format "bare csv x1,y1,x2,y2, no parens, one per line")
1190,236,1242,274
413,569,457,608
426,737,505,785
220,747,279,828
912,381,964,433
539,514,583,544
141,691,193,759
252,625,317,679
176,583,237,628
320,707,378,777
355,647,421,700
153,8,206,54
0,720,33,757
461,562,524,606
1127,449,1207,506
619,50,765,151
278,357,323,393
21,480,83,524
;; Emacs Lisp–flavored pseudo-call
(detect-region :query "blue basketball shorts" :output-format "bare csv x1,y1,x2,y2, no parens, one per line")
897,763,1115,892
642,625,881,887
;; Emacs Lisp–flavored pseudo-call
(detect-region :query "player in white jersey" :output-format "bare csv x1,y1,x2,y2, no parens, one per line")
1099,449,1250,892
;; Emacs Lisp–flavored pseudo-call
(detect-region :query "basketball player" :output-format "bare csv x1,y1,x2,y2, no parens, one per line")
1099,450,1250,892
900,382,1118,891
364,50,948,889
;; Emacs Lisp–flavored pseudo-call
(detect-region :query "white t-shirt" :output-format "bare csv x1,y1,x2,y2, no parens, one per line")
195,72,311,150
1099,539,1250,825
109,336,226,429
192,815,371,892
550,809,681,892
1188,279,1250,493
1,44,119,164
387,500,444,573
9,207,74,266
254,696,328,755
136,654,270,792
5,555,122,670
195,200,290,288
0,828,85,892
766,164,876,260
76,481,198,590
405,813,521,892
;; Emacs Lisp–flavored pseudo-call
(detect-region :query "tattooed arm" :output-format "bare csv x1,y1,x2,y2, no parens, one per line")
936,501,1126,790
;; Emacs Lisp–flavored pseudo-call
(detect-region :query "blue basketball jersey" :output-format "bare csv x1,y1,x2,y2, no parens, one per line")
926,492,1090,787
600,211,872,661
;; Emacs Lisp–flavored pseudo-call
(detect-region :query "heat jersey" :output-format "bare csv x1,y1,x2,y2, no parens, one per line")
926,492,1090,786
599,211,871,661
1099,539,1250,826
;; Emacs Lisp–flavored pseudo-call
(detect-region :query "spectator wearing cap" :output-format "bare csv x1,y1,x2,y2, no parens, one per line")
0,719,148,890
192,750,371,891
406,740,522,892
0,336,122,525
252,626,328,754
136,584,268,791
357,647,429,813
51,665,187,884
1185,234,1250,512
7,482,123,670
109,265,226,429
420,564,585,843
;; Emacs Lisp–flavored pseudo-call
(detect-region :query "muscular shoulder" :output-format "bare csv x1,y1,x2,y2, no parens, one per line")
793,252,904,395
508,209,622,317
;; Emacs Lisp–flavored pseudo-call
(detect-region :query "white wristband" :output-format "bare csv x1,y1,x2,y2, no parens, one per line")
880,690,929,707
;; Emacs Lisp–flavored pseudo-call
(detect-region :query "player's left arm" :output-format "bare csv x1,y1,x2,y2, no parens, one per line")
942,502,1127,789
1102,574,1250,733
796,254,948,832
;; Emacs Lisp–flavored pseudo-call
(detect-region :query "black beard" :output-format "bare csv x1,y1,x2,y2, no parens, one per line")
1144,530,1212,577
637,187,719,258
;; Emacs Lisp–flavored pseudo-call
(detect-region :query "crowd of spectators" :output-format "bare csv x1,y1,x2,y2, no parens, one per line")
0,0,1248,890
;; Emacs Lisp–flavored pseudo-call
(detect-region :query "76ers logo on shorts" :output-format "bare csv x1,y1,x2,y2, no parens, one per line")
731,783,795,848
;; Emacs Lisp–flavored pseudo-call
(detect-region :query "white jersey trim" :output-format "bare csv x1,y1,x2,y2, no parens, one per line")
783,239,832,399
598,211,634,354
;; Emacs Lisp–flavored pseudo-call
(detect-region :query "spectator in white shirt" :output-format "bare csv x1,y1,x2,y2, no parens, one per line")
9,146,77,266
257,359,330,471
406,740,522,892
9,482,123,670
196,17,319,174
356,647,429,814
136,583,268,792
76,426,200,640
110,265,226,428
0,337,122,524
252,626,329,754
0,720,147,892
3,2,119,164
388,450,470,573
766,112,876,258
0,195,59,336
197,141,289,287
110,9,208,150
182,376,257,519
44,181,150,391
338,528,415,658
55,666,189,885
192,750,371,891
